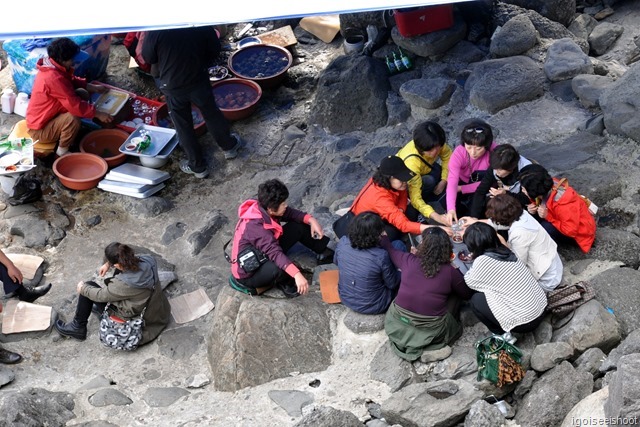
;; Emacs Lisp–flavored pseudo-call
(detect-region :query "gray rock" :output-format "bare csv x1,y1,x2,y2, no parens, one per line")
161,222,187,245
568,14,599,41
569,259,596,275
142,387,189,407
187,210,228,256
391,16,467,58
580,229,640,269
268,390,314,417
381,380,484,427
10,217,65,248
591,268,640,336
552,299,621,353
502,0,576,26
519,132,603,175
294,405,364,427
309,55,390,134
388,68,422,94
333,137,361,153
549,79,578,102
284,125,306,141
44,202,70,229
425,346,477,381
88,389,133,407
420,345,452,363
121,196,173,218
0,387,75,427
604,354,640,420
589,22,624,56
399,78,456,110
85,214,101,227
600,62,640,142
0,366,15,388
186,373,210,388
571,74,614,108
530,342,574,372
490,15,538,58
515,362,593,427
370,341,415,392
2,203,40,219
513,370,538,400
77,375,113,391
208,286,332,391
157,326,204,359
466,55,545,113
574,347,607,377
533,320,553,344
464,399,506,427
143,370,161,380
386,91,412,126
442,40,488,65
343,310,386,334
579,114,606,135
326,161,376,203
600,328,640,373
544,38,594,82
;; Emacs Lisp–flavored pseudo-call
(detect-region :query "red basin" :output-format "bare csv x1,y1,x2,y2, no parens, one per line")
228,44,293,89
211,78,262,121
53,153,108,191
79,129,128,168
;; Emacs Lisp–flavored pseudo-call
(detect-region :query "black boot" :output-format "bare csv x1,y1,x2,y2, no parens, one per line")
54,319,87,341
277,280,300,298
316,248,335,265
16,283,52,303
0,346,22,364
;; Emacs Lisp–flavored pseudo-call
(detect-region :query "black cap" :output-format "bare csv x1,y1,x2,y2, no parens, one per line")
379,156,416,182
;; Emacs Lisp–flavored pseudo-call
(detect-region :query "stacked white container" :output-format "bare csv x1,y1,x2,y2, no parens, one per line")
1,88,17,114
13,92,29,117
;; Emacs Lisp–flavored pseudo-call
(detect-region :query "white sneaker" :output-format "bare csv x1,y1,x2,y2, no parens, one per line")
223,133,244,160
179,160,208,179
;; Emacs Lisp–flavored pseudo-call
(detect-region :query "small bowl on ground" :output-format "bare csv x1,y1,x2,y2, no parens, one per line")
211,78,262,121
53,153,108,191
139,156,169,168
79,129,128,168
152,104,206,136
228,44,292,89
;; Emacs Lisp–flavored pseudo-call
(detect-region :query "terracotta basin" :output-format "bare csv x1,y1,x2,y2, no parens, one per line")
152,104,206,136
79,129,128,168
228,44,292,89
53,153,108,191
211,78,262,121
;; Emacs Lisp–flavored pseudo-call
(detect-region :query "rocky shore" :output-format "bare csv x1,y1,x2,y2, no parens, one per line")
1,0,640,426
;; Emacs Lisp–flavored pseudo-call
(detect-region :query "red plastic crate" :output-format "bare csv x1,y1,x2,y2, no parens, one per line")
394,4,454,38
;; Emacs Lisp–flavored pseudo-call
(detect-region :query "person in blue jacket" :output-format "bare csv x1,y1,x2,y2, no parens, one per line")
334,211,401,314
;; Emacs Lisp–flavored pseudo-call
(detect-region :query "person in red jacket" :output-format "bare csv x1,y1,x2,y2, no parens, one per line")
519,164,596,253
26,38,113,157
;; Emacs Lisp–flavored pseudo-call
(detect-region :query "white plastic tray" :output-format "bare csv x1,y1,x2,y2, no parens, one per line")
119,124,176,157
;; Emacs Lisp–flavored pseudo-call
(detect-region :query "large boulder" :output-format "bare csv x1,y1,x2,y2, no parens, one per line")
588,22,624,56
309,55,390,134
0,388,76,427
391,15,467,58
501,0,576,26
465,56,545,113
490,14,538,58
600,62,640,142
208,286,332,391
571,74,614,108
559,387,608,427
590,267,640,336
544,38,593,82
399,78,456,110
604,354,640,420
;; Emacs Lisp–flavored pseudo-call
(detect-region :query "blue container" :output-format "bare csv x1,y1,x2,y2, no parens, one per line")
2,35,112,95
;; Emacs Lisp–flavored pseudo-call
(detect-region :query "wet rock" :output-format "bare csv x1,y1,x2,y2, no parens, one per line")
530,342,574,372
142,387,189,407
490,14,538,58
121,196,173,218
600,62,640,142
544,38,594,82
464,399,506,427
392,15,467,58
161,221,187,245
343,310,385,334
604,354,640,420
589,22,624,55
600,328,640,373
157,326,204,359
399,78,456,110
187,210,228,256
572,74,614,108
268,390,314,417
294,405,363,427
88,389,133,407
574,347,607,377
10,217,65,248
0,387,75,427
552,300,621,353
370,341,415,392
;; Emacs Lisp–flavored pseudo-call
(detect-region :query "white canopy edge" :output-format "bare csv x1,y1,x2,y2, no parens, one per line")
1,1,474,40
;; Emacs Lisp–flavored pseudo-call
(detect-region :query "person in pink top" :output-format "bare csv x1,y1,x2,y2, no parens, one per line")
446,119,498,224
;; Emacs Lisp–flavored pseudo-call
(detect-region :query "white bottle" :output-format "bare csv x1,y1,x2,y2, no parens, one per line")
13,92,29,117
1,88,17,114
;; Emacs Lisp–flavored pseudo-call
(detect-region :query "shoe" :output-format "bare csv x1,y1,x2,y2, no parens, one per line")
16,283,52,303
229,276,258,296
0,346,22,364
179,160,209,179
223,133,244,160
277,281,300,298
316,248,335,265
54,319,87,341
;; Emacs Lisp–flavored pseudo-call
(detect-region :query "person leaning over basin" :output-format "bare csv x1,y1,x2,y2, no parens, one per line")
26,37,113,157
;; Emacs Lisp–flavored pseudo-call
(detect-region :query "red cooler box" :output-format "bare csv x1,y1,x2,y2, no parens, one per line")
394,4,454,38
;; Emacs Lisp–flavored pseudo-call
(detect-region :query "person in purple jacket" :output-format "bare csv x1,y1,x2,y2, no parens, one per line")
229,179,333,298
383,227,474,361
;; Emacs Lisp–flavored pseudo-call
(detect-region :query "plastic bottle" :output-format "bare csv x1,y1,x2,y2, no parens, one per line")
1,88,17,114
13,92,29,117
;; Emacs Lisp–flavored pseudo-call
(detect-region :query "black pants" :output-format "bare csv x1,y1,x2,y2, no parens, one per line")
73,281,106,325
469,292,544,334
239,222,330,289
0,264,20,294
406,163,445,221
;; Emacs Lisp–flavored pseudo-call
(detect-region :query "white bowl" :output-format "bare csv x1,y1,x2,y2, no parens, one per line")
139,156,169,168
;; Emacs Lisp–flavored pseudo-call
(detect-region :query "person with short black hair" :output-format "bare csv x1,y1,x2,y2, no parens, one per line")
397,121,452,226
334,212,401,314
27,37,113,157
229,179,332,298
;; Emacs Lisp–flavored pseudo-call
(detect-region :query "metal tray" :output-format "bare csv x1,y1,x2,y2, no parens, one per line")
119,124,176,157
155,134,180,159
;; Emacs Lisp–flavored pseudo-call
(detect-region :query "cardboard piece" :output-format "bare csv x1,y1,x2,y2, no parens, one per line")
5,253,44,280
300,15,341,43
169,288,215,324
319,270,341,304
258,25,297,48
2,299,52,334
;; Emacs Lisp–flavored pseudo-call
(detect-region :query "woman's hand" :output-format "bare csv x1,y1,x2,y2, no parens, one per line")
308,217,324,240
446,210,458,225
294,272,309,295
488,187,506,197
526,203,538,214
441,226,453,237
76,281,85,294
87,83,109,94
434,180,447,195
98,262,111,277
6,263,23,284
537,205,548,219
430,212,451,226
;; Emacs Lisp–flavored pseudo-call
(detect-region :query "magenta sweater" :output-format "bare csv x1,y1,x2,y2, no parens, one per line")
445,142,498,211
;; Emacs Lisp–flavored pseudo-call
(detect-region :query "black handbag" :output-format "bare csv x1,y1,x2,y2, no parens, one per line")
223,240,268,273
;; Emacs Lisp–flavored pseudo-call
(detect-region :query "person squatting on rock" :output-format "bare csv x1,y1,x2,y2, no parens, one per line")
55,242,170,344
397,121,452,226
229,179,334,298
384,227,474,361
334,211,401,314
142,26,244,179
26,37,113,157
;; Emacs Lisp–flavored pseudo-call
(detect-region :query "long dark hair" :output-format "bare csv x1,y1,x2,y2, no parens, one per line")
463,222,510,259
104,242,140,272
416,227,452,277
348,211,384,249
372,169,393,190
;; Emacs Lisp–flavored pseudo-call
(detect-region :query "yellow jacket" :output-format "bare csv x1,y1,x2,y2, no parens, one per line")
396,140,452,218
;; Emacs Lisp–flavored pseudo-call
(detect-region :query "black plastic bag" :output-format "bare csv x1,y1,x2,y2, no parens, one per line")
8,175,42,205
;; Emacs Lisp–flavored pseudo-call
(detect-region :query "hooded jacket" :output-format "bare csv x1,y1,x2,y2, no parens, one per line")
230,199,310,280
26,57,95,130
546,178,596,253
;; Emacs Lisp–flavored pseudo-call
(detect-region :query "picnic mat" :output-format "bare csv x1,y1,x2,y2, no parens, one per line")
2,300,52,334
168,287,215,324
319,270,341,304
5,253,44,280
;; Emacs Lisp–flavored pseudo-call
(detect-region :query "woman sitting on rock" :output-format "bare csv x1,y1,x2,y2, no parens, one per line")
334,212,401,315
518,164,596,253
55,242,171,345
463,222,547,335
384,227,474,361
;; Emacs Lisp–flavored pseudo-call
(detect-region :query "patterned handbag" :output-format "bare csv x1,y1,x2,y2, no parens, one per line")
99,304,147,351
546,281,595,317
475,335,525,387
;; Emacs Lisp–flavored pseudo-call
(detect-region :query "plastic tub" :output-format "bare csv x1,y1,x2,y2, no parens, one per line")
152,104,206,136
79,129,128,168
53,153,108,191
228,44,292,89
211,78,262,121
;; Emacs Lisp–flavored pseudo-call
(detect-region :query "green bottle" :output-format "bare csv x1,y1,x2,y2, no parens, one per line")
393,52,404,71
386,56,397,74
399,48,413,70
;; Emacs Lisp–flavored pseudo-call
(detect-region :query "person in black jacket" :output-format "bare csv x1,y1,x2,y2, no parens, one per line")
142,26,243,179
